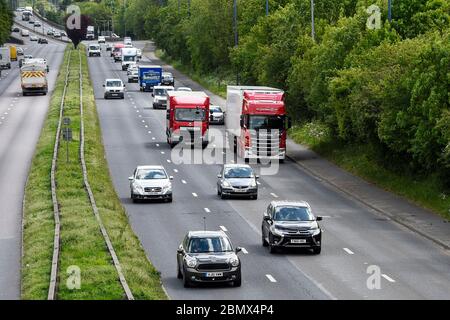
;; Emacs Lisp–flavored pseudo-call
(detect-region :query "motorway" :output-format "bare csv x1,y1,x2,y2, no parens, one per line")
0,20,66,298
87,41,450,300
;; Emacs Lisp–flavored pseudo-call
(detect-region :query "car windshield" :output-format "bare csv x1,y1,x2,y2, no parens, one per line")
273,206,314,221
210,107,222,113
188,237,233,253
154,88,168,96
90,46,99,50
248,115,285,130
224,167,254,179
163,73,172,79
136,169,167,180
106,81,122,87
175,108,206,122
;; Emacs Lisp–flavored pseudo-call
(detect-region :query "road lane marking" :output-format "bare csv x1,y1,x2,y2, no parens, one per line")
174,169,178,173
270,193,278,198
219,225,227,232
241,247,248,254
266,274,277,283
161,151,165,154
181,180,187,184
343,248,354,255
156,143,160,147
167,159,171,163
204,208,211,213
148,131,152,133
382,274,396,283
152,137,155,140
192,192,198,197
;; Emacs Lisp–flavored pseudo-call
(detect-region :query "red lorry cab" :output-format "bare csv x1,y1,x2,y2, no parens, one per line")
226,86,290,161
166,91,210,148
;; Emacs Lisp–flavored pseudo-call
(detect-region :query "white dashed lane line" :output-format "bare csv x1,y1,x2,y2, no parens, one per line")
204,208,211,213
219,225,227,232
181,179,187,184
174,169,179,173
266,274,277,283
241,247,248,254
192,192,198,197
167,159,171,163
270,193,279,198
382,274,396,283
343,248,354,255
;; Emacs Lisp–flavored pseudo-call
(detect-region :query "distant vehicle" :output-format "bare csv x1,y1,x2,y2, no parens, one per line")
9,46,17,62
209,105,225,125
166,91,210,148
30,35,38,41
226,86,291,162
98,36,106,44
261,201,323,254
177,87,192,92
47,29,54,36
136,48,142,59
22,11,32,21
106,43,113,51
127,66,139,83
138,65,162,92
103,78,125,99
129,165,173,203
121,47,137,70
21,29,29,37
61,31,67,37
23,58,49,72
21,61,48,96
88,44,101,57
177,230,242,288
34,21,41,27
124,37,132,46
12,26,20,32
86,26,95,40
161,72,174,86
113,43,125,62
16,7,25,12
152,86,175,109
0,47,11,69
19,54,33,68
54,31,61,38
38,38,48,44
28,20,34,24
16,47,24,56
217,164,258,199
24,6,33,14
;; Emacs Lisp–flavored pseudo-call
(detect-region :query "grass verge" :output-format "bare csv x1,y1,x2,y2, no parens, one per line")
22,45,167,299
289,122,450,221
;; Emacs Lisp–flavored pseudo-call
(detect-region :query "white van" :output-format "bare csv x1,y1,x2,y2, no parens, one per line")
0,47,11,69
88,44,101,57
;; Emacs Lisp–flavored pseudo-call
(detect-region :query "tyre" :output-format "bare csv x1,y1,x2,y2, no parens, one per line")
268,244,277,254
183,270,191,288
233,275,242,287
251,194,258,200
104,94,108,99
202,142,208,149
312,246,321,255
177,263,182,279
167,195,173,203
262,233,268,247
217,187,221,196
220,192,227,200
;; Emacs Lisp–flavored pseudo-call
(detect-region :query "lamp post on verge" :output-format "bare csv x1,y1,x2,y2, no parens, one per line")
266,0,269,16
233,0,239,84
388,0,392,22
310,0,315,42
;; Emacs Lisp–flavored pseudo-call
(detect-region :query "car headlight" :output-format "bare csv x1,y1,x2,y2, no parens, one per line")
271,225,284,236
133,184,143,194
229,257,239,267
222,180,231,188
310,228,321,236
163,184,172,192
250,180,257,188
185,256,197,268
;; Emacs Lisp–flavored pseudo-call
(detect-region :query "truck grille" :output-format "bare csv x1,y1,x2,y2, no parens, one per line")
250,130,280,156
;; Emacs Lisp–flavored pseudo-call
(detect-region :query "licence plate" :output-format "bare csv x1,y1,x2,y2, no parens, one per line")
234,188,247,192
291,239,306,244
205,272,223,277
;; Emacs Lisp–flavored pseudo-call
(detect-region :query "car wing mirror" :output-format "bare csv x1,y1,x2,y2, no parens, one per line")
316,216,323,221
169,176,174,180
217,174,222,179
128,176,134,181
235,247,242,253
255,175,260,180
151,93,154,97
102,84,105,87
263,215,271,221
177,248,183,254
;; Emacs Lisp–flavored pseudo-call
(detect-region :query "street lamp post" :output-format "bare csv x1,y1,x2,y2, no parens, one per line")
266,0,269,16
388,0,392,22
233,0,239,84
310,0,315,42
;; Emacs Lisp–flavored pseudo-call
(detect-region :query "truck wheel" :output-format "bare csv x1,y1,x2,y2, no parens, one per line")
202,142,208,149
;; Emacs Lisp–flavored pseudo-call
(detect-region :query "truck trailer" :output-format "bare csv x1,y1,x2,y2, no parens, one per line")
225,86,291,161
121,47,137,70
138,65,162,92
166,91,210,149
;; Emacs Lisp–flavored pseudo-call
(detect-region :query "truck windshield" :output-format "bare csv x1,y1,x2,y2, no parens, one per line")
248,115,285,130
175,108,206,122
123,56,135,62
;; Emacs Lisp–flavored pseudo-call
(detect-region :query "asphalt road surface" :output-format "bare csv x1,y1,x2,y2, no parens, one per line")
0,24,66,298
87,41,450,300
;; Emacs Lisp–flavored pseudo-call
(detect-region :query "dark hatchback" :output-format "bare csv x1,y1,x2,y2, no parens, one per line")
262,201,323,254
177,231,242,287
161,72,174,86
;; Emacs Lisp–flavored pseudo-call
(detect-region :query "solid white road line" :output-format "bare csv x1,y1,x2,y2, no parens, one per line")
241,247,248,254
219,225,227,232
382,274,396,283
204,208,211,213
192,192,198,197
270,193,278,198
343,248,354,255
266,274,277,283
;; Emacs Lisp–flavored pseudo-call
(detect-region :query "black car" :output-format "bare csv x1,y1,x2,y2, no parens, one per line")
217,164,258,199
38,38,48,44
12,27,20,32
161,72,174,86
262,201,323,254
177,231,242,287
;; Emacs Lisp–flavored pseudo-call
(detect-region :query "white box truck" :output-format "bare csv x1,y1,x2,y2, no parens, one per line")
0,47,11,69
121,47,137,71
21,62,48,96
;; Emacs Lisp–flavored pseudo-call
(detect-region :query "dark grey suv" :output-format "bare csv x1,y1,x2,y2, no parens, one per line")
177,231,242,287
262,201,323,254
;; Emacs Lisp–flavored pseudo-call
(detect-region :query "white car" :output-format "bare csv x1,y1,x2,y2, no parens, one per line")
177,87,192,92
54,31,61,38
30,35,38,41
21,29,29,37
103,79,125,99
152,85,175,109
129,165,173,202
136,48,142,59
128,67,139,83
88,44,101,57
98,36,106,44
34,21,41,27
